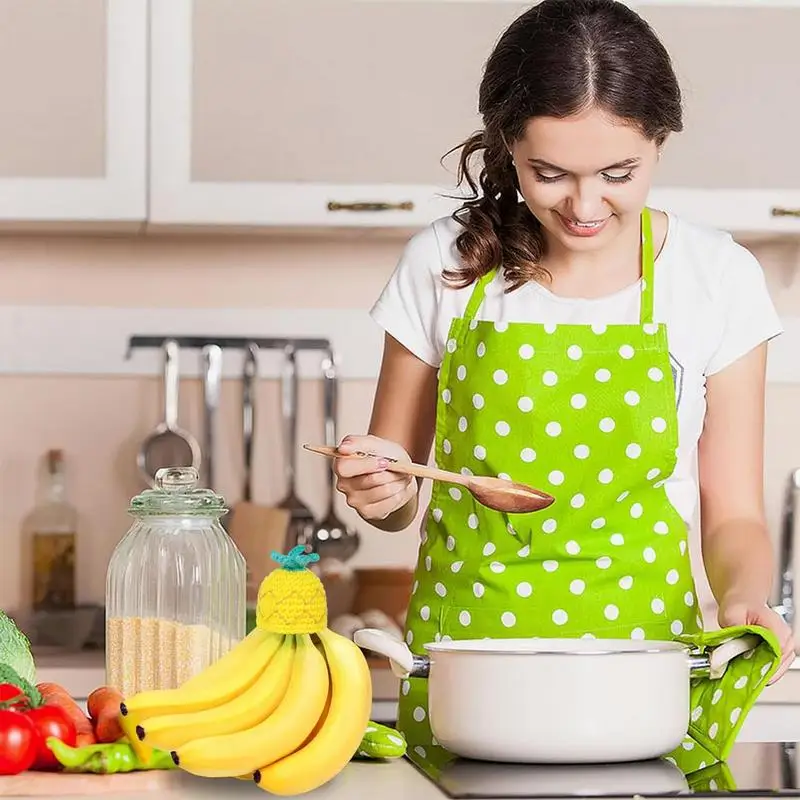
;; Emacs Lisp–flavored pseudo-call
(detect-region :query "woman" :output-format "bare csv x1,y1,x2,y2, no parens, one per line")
334,0,795,745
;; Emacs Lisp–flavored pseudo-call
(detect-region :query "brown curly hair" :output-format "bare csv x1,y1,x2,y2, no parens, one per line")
443,0,683,292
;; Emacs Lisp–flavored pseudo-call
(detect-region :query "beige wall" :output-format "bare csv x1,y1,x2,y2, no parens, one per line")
2,231,800,622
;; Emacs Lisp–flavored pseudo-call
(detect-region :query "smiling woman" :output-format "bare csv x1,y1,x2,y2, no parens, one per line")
329,0,795,756
507,113,661,295
527,149,644,239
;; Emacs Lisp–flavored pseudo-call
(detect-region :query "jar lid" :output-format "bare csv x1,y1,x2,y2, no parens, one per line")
129,467,227,517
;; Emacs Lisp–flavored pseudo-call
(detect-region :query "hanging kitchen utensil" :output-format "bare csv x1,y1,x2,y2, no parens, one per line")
276,343,316,549
242,341,257,503
306,349,360,561
303,445,555,514
137,339,201,488
226,342,289,604
224,340,258,533
201,343,222,490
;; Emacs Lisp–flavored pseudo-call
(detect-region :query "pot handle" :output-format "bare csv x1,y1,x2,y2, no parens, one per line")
708,634,761,679
353,628,430,679
689,634,761,679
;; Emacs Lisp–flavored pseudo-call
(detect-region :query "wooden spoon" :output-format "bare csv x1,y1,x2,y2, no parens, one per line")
303,444,555,514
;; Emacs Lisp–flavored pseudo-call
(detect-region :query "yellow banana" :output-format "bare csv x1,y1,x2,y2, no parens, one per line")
121,627,279,720
300,680,333,747
252,627,373,796
237,684,334,783
139,634,294,751
118,710,151,765
172,633,330,778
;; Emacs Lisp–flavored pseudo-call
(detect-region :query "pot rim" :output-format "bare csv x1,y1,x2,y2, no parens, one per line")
422,636,690,657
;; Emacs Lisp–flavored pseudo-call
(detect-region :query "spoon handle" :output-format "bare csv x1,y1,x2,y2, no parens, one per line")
302,444,469,488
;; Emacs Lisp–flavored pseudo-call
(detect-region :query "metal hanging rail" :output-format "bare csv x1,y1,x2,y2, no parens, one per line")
125,335,333,358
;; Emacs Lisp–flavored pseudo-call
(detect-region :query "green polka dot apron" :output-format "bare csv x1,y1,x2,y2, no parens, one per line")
396,208,781,768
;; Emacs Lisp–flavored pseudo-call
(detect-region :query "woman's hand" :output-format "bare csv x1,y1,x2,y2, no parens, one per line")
333,434,418,523
699,345,795,683
718,599,796,684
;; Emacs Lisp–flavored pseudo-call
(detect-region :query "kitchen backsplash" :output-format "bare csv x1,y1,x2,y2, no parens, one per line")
0,231,799,619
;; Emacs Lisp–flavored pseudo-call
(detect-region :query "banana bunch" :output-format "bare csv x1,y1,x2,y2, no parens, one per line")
118,546,373,795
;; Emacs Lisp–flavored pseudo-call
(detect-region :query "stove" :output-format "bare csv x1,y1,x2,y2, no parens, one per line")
405,735,800,797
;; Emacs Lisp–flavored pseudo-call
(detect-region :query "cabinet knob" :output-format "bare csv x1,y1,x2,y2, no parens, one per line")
771,207,800,218
327,201,414,212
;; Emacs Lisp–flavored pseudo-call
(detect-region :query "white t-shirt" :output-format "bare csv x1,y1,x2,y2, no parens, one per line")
370,211,783,538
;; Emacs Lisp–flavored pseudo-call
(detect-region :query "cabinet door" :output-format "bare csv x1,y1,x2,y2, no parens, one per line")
639,4,800,235
149,0,528,229
0,0,147,226
150,0,800,235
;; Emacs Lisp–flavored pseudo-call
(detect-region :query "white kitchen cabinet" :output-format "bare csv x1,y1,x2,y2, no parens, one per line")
640,3,800,236
148,0,527,229
0,0,148,227
0,0,795,233
149,0,800,237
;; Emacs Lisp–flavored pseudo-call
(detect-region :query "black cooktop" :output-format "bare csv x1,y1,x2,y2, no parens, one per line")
405,737,800,797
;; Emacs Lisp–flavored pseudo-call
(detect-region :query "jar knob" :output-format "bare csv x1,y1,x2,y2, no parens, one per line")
155,466,199,492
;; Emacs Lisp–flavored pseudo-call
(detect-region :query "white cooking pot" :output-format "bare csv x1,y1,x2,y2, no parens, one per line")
354,628,759,765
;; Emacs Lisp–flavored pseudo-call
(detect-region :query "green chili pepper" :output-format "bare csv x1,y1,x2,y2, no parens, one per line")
46,737,177,774
354,721,407,760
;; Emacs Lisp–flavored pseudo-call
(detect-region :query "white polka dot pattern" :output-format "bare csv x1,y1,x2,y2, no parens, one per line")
418,319,696,660
398,243,717,758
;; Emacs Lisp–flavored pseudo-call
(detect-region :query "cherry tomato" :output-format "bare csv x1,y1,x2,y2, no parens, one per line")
25,705,76,770
0,684,26,711
0,709,37,774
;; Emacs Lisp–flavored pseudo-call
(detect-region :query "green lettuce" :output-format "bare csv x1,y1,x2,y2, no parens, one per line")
0,610,36,685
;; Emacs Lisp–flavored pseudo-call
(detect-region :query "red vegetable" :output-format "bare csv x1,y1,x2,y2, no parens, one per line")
36,683,95,744
25,705,77,770
0,683,26,711
0,709,37,774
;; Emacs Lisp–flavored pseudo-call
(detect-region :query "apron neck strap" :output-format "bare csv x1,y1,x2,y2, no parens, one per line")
462,209,657,325
639,207,655,326
463,269,495,322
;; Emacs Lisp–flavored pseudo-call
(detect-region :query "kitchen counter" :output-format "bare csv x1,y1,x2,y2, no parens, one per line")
34,648,109,699
155,760,433,799
24,648,800,800
2,704,799,799
5,742,800,800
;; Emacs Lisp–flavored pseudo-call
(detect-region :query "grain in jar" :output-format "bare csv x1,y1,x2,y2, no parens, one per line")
105,467,245,695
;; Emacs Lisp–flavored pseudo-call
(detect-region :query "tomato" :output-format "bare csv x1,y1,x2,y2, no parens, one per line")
0,709,37,775
0,684,26,711
25,705,77,771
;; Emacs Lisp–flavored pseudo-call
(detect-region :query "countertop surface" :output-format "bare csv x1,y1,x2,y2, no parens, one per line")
2,707,800,799
0,749,797,800
21,650,800,800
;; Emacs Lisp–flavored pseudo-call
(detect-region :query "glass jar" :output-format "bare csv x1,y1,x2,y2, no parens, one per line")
105,466,246,696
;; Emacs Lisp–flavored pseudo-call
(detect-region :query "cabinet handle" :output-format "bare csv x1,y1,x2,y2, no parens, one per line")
327,201,414,212
771,207,800,218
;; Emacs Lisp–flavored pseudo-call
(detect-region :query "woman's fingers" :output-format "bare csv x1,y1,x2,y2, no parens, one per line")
358,477,417,521
331,434,415,520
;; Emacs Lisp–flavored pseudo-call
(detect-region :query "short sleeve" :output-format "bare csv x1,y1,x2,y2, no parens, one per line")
369,223,445,367
705,242,783,376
